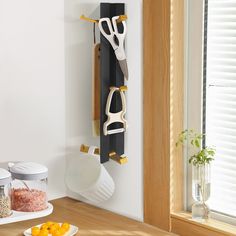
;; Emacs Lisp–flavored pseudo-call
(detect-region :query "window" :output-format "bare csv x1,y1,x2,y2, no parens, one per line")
187,0,236,225
204,0,236,219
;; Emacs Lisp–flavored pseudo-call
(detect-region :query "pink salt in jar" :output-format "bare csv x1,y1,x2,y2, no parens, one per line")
9,162,48,212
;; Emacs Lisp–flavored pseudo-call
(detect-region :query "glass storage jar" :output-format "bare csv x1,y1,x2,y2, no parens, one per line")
9,162,48,212
0,168,12,218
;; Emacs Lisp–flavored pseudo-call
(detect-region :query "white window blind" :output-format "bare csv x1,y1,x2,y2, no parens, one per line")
205,0,236,217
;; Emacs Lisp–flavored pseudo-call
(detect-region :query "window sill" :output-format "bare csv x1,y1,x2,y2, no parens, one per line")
171,212,236,236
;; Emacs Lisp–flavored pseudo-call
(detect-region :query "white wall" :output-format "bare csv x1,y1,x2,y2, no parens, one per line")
65,0,143,221
0,0,66,200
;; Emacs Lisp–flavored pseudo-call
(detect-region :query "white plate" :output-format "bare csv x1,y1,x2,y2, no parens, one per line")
23,223,79,236
0,203,53,225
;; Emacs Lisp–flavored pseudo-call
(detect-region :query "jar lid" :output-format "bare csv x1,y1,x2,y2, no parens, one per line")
0,168,11,186
9,162,48,181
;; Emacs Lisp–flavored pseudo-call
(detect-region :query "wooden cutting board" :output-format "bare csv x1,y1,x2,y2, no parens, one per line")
92,43,100,136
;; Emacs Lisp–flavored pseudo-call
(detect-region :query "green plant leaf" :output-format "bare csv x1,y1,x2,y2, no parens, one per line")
195,139,200,148
176,129,216,166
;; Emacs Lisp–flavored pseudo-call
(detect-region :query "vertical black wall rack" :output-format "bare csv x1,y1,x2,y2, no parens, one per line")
100,3,125,163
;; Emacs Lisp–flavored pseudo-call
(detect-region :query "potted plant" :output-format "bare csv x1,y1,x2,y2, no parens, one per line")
176,129,215,221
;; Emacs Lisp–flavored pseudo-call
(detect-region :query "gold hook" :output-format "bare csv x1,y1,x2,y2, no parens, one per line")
80,144,100,155
119,86,128,92
109,86,128,91
80,14,128,24
109,152,128,165
117,15,128,23
80,145,128,165
80,15,99,24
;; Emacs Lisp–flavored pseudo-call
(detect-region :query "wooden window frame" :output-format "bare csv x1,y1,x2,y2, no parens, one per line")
143,0,236,235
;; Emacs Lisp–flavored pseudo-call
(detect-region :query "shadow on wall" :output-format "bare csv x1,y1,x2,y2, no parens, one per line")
65,2,100,139
64,1,101,201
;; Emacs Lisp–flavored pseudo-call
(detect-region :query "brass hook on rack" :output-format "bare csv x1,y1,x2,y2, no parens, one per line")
80,14,128,24
109,152,128,165
119,85,128,92
80,144,100,155
80,144,128,165
80,15,99,24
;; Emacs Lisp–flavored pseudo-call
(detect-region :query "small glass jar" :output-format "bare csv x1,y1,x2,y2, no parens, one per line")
0,168,12,218
9,162,48,212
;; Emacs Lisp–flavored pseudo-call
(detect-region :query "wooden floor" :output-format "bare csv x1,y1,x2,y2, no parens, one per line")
0,198,176,236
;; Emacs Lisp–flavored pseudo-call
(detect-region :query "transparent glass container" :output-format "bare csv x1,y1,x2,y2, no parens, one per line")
192,163,211,221
0,169,12,218
9,162,48,212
